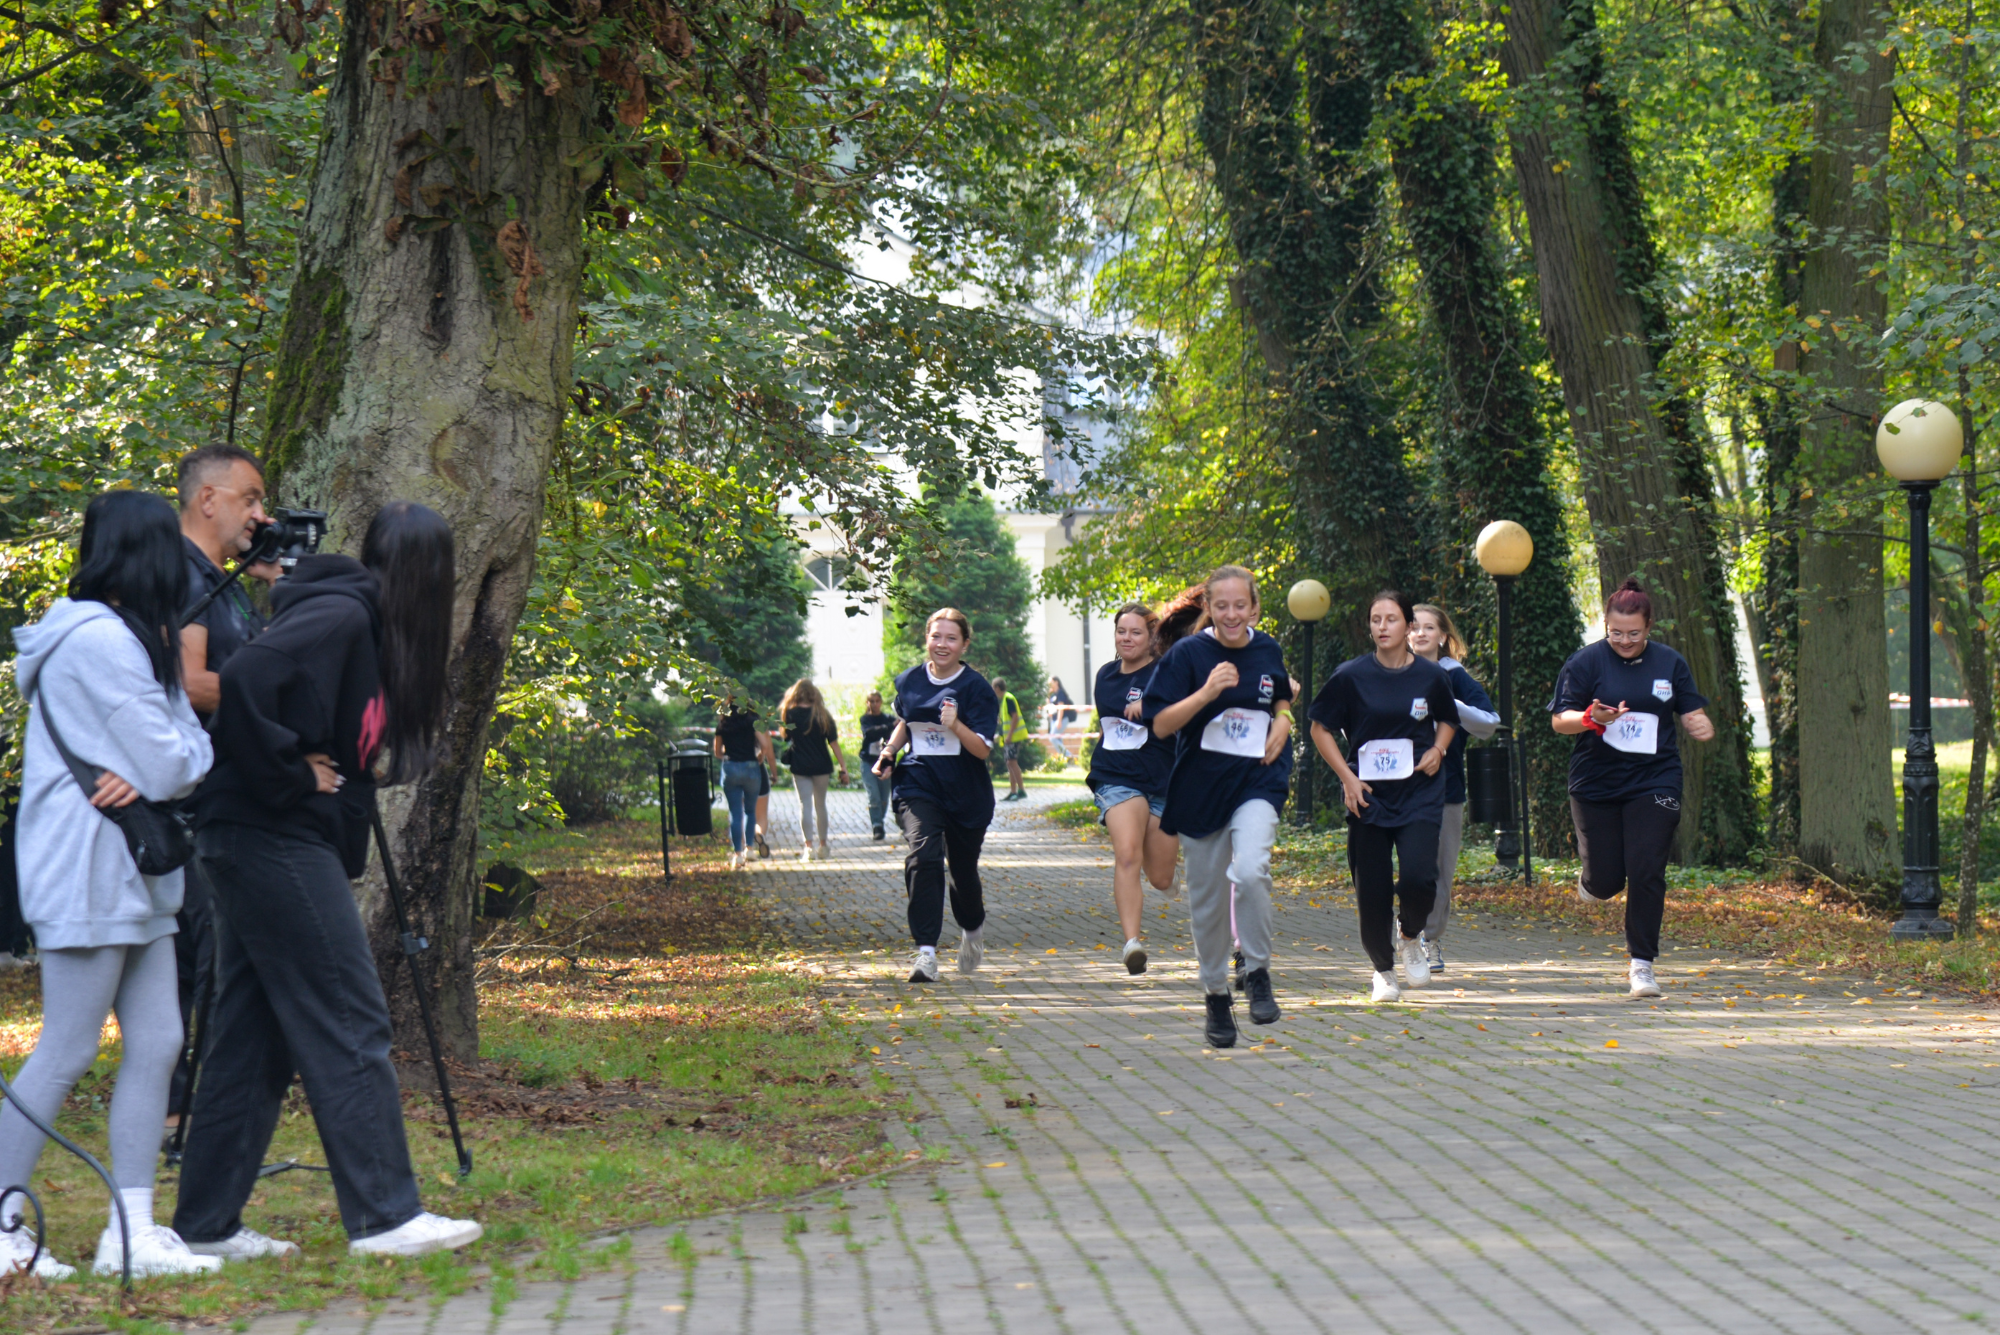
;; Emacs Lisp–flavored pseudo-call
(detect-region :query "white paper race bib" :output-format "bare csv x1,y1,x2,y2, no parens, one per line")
1357,738,1415,781
1101,716,1150,751
908,722,961,757
1603,711,1659,755
1199,707,1270,757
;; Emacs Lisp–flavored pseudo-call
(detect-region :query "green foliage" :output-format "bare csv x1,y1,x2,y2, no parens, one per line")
881,488,1041,689
684,533,814,709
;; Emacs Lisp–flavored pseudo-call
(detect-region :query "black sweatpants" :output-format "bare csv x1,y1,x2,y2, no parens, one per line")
173,822,422,1243
1571,793,1681,961
896,795,988,947
168,857,217,1115
1347,819,1440,972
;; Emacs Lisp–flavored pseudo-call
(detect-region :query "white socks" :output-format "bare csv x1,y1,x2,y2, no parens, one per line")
116,1187,155,1231
1125,937,1142,951
918,945,937,962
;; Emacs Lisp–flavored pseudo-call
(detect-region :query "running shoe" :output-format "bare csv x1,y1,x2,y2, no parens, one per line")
818,840,831,860
1629,958,1662,998
1122,939,1148,975
756,835,771,858
957,928,985,974
1370,970,1402,1003
800,845,814,863
94,1223,223,1277
871,826,885,841
185,1227,300,1260
1400,934,1431,989
909,950,939,983
0,1225,74,1279
1203,993,1238,1048
1232,947,1245,992
1244,967,1280,1025
1423,937,1445,975
348,1213,483,1257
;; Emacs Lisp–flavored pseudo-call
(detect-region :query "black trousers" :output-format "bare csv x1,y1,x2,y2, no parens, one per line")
168,858,217,1115
1347,819,1440,972
173,822,421,1243
896,795,987,947
1572,794,1681,961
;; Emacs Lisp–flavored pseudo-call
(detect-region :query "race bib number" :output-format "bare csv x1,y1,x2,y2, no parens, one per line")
1199,707,1270,757
1603,711,1659,755
908,722,961,757
1101,716,1150,751
1356,738,1415,781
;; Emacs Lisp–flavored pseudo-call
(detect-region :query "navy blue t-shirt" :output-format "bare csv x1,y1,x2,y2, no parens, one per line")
1086,658,1173,797
1141,628,1294,838
890,661,999,828
1548,638,1707,803
1307,652,1461,828
1439,658,1495,806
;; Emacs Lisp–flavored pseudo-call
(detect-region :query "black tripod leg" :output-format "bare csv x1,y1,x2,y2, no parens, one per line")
369,809,473,1178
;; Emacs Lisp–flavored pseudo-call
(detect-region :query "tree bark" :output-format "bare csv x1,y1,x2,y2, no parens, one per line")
1495,0,1758,864
1792,0,1896,885
262,7,589,1056
1951,15,1989,932
1349,0,1583,856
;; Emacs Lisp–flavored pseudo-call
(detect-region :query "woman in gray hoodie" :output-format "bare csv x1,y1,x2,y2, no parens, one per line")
0,491,215,1280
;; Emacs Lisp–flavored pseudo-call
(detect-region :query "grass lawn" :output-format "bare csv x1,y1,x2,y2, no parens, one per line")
0,819,900,1332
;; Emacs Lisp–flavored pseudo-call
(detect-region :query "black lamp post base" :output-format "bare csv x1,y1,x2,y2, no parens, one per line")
1890,908,1955,939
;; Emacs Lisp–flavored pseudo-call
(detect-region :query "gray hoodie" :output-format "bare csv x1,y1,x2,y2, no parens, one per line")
13,599,212,950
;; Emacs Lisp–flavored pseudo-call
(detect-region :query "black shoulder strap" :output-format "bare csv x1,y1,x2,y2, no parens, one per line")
33,681,104,800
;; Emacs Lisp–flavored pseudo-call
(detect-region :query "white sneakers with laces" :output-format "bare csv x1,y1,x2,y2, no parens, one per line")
1370,970,1402,1003
93,1222,223,1276
1399,934,1431,989
184,1226,300,1261
957,928,984,974
908,948,940,983
0,1224,74,1279
349,1212,483,1257
1629,958,1662,998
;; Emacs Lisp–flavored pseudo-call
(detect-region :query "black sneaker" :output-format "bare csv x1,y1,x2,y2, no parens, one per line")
1204,993,1238,1048
1244,967,1280,1025
872,826,885,841
1232,948,1245,991
756,835,771,858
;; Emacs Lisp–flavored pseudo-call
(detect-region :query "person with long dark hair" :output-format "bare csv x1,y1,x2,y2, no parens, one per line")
1087,602,1179,974
172,501,481,1260
0,491,216,1278
1550,578,1715,999
1309,590,1460,1004
713,696,775,870
1407,603,1499,975
871,608,999,982
1143,566,1293,1048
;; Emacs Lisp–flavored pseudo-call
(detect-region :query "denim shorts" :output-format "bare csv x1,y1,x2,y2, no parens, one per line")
1093,784,1165,821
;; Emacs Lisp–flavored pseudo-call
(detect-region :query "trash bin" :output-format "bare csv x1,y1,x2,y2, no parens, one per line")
671,750,714,837
1466,744,1514,825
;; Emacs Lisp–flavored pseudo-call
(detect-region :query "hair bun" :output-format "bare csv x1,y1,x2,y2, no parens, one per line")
1617,577,1644,593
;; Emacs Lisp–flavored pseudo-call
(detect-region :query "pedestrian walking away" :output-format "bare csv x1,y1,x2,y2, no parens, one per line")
0,491,217,1279
1549,578,1715,999
873,608,999,983
1407,603,1499,975
992,677,1033,800
780,678,846,861
1045,675,1076,761
1088,602,1179,974
858,691,896,840
1309,589,1461,1004
714,698,777,869
1143,566,1293,1048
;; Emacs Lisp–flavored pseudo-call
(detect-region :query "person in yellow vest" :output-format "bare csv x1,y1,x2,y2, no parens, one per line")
991,677,1032,801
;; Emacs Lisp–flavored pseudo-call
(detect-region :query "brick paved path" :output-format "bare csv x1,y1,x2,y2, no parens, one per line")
260,785,2000,1334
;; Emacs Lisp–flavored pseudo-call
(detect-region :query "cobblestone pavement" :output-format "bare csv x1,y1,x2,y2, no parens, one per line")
259,784,2000,1334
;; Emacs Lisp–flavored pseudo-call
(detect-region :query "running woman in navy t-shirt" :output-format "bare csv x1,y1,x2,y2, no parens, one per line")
1549,579,1714,999
1308,590,1461,1003
870,608,1001,983
1142,566,1294,1049
1086,602,1180,975
1408,603,1499,974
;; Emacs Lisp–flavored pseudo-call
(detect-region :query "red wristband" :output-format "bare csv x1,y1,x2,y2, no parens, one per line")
1582,713,1606,735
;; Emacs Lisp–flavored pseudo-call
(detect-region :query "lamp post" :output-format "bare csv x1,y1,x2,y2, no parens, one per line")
1288,578,1331,827
1878,398,1965,939
1476,521,1535,881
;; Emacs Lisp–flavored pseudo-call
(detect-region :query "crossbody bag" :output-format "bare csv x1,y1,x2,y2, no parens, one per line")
34,683,195,876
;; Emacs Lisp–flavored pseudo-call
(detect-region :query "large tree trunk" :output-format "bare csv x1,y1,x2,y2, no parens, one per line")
1496,0,1757,864
1349,0,1583,856
1792,0,1896,885
262,8,589,1056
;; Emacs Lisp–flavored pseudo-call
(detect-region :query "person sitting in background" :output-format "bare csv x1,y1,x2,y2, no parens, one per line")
858,691,896,840
992,676,1031,801
780,678,846,861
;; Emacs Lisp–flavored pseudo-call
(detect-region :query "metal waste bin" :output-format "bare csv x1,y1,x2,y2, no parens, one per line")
1466,744,1514,825
671,749,714,837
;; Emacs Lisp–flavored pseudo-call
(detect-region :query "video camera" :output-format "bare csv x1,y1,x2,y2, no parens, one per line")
244,507,329,569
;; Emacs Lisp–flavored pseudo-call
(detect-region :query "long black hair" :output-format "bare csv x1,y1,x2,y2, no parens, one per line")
69,490,186,691
361,501,455,784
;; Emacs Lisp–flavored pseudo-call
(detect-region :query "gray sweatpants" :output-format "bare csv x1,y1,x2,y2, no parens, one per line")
1180,799,1279,995
794,772,831,845
1425,803,1466,939
0,937,181,1210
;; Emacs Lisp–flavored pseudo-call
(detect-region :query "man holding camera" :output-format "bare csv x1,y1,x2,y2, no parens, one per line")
168,446,280,1134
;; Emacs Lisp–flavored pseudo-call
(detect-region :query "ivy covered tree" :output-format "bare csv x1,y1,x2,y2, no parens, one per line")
882,487,1041,691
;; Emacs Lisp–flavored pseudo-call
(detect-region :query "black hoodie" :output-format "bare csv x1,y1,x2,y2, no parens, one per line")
194,555,385,875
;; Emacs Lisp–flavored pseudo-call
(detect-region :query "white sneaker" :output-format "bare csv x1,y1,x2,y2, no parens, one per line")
349,1212,483,1257
184,1226,300,1261
1370,970,1402,1003
957,929,984,974
1629,959,1662,998
0,1224,74,1279
800,846,814,863
1122,938,1148,975
94,1222,224,1277
818,840,831,860
908,949,939,983
1577,877,1602,903
1400,934,1431,989
1422,937,1444,975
